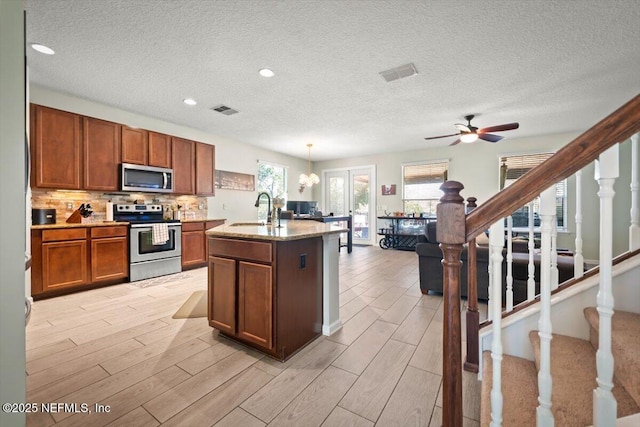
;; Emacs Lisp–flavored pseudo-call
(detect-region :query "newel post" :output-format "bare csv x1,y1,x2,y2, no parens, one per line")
437,181,466,427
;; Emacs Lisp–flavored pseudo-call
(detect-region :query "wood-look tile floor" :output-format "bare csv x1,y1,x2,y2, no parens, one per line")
26,246,486,427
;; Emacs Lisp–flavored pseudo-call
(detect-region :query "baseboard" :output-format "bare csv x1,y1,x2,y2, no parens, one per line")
322,319,343,336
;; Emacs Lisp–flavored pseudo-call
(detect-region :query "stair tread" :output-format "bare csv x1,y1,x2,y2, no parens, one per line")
529,331,639,425
481,351,537,427
584,307,640,405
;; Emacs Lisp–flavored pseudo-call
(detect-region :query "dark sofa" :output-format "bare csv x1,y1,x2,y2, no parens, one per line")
415,222,578,304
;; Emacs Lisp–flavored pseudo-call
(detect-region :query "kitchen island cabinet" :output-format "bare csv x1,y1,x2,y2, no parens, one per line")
206,220,346,360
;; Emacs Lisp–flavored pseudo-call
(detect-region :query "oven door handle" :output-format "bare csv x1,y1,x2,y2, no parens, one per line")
129,223,181,229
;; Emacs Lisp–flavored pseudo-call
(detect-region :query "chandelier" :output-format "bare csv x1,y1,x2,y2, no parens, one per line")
299,144,319,193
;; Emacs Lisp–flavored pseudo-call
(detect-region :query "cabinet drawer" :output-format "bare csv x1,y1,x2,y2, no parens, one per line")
42,228,87,242
91,226,128,238
182,221,205,232
209,238,272,263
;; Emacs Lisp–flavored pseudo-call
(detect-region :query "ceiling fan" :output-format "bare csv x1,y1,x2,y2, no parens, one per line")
424,114,519,146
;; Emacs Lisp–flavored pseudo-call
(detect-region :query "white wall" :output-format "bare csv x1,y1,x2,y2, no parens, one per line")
29,85,314,222
314,133,635,260
0,1,27,425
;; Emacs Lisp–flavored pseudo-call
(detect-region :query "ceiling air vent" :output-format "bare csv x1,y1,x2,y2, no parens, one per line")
379,62,418,82
211,104,239,115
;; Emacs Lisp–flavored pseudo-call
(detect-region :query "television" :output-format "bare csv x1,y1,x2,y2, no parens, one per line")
286,200,318,216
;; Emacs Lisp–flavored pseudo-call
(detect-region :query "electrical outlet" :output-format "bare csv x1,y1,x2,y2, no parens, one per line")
66,202,74,210
198,203,204,210
222,204,227,210
300,253,306,269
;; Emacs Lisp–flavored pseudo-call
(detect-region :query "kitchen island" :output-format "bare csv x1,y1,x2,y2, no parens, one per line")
205,220,346,360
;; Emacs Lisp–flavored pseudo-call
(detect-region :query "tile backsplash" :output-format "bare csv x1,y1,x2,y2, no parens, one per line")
31,190,208,223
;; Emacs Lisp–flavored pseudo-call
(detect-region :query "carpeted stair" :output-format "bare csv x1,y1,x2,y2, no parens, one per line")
481,308,640,426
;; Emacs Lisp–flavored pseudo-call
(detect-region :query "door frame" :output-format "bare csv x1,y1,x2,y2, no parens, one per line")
321,165,376,246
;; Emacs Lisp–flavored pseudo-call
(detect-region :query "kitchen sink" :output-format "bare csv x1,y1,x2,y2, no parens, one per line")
229,222,266,227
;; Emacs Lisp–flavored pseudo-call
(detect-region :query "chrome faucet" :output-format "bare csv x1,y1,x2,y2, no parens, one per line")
254,192,272,223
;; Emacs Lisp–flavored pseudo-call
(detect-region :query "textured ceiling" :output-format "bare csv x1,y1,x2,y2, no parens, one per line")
25,0,640,161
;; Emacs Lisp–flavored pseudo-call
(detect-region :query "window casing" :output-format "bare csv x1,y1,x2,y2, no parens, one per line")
402,161,448,216
500,153,567,231
256,161,287,221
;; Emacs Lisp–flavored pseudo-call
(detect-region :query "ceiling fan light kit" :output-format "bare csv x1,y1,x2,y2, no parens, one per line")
424,114,519,146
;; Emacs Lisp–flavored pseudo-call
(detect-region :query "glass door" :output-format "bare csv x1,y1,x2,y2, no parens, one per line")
323,166,375,245
351,168,371,244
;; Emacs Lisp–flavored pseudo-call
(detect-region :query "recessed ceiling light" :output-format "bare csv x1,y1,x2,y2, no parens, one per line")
259,68,275,78
30,43,55,55
183,98,197,106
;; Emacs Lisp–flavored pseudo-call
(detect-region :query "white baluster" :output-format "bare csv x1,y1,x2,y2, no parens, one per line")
506,216,513,311
630,133,639,251
551,215,559,290
487,248,493,321
489,221,505,427
575,170,585,278
537,186,556,427
527,201,536,300
593,144,619,426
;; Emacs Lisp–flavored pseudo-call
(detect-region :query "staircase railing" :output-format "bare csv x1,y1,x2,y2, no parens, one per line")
436,94,640,426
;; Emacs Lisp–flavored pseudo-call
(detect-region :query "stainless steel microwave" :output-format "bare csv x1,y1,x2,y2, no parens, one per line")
120,163,173,193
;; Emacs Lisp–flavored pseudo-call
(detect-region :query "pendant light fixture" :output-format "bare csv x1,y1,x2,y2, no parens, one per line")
299,144,319,193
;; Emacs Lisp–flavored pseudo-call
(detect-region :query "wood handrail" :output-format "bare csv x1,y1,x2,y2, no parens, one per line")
466,94,640,241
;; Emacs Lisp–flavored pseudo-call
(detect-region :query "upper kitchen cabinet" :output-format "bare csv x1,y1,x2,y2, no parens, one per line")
196,142,215,196
83,117,121,191
31,105,82,190
172,137,195,194
148,131,172,168
121,126,148,165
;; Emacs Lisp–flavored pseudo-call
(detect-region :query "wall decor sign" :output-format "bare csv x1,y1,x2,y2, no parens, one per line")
215,170,255,191
381,184,396,195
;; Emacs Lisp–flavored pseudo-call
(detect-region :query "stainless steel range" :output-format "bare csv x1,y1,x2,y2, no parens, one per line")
113,203,182,281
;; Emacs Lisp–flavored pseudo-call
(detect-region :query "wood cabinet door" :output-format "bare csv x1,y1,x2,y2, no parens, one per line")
121,126,148,165
148,131,172,168
182,230,206,268
32,105,82,189
238,261,273,350
171,137,195,194
83,117,120,191
42,240,88,291
208,256,237,335
91,237,128,282
195,142,215,195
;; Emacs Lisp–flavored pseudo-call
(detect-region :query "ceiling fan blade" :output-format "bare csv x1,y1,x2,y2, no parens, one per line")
449,138,462,146
454,123,471,132
478,133,504,143
479,122,519,133
424,132,460,140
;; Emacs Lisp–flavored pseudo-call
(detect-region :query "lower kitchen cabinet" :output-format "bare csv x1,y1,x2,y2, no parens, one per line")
42,239,88,292
181,220,225,270
90,226,128,282
31,225,129,299
207,236,321,360
237,261,273,349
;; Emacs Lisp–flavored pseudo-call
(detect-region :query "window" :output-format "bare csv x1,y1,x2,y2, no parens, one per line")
402,161,448,216
500,153,567,231
256,161,287,220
